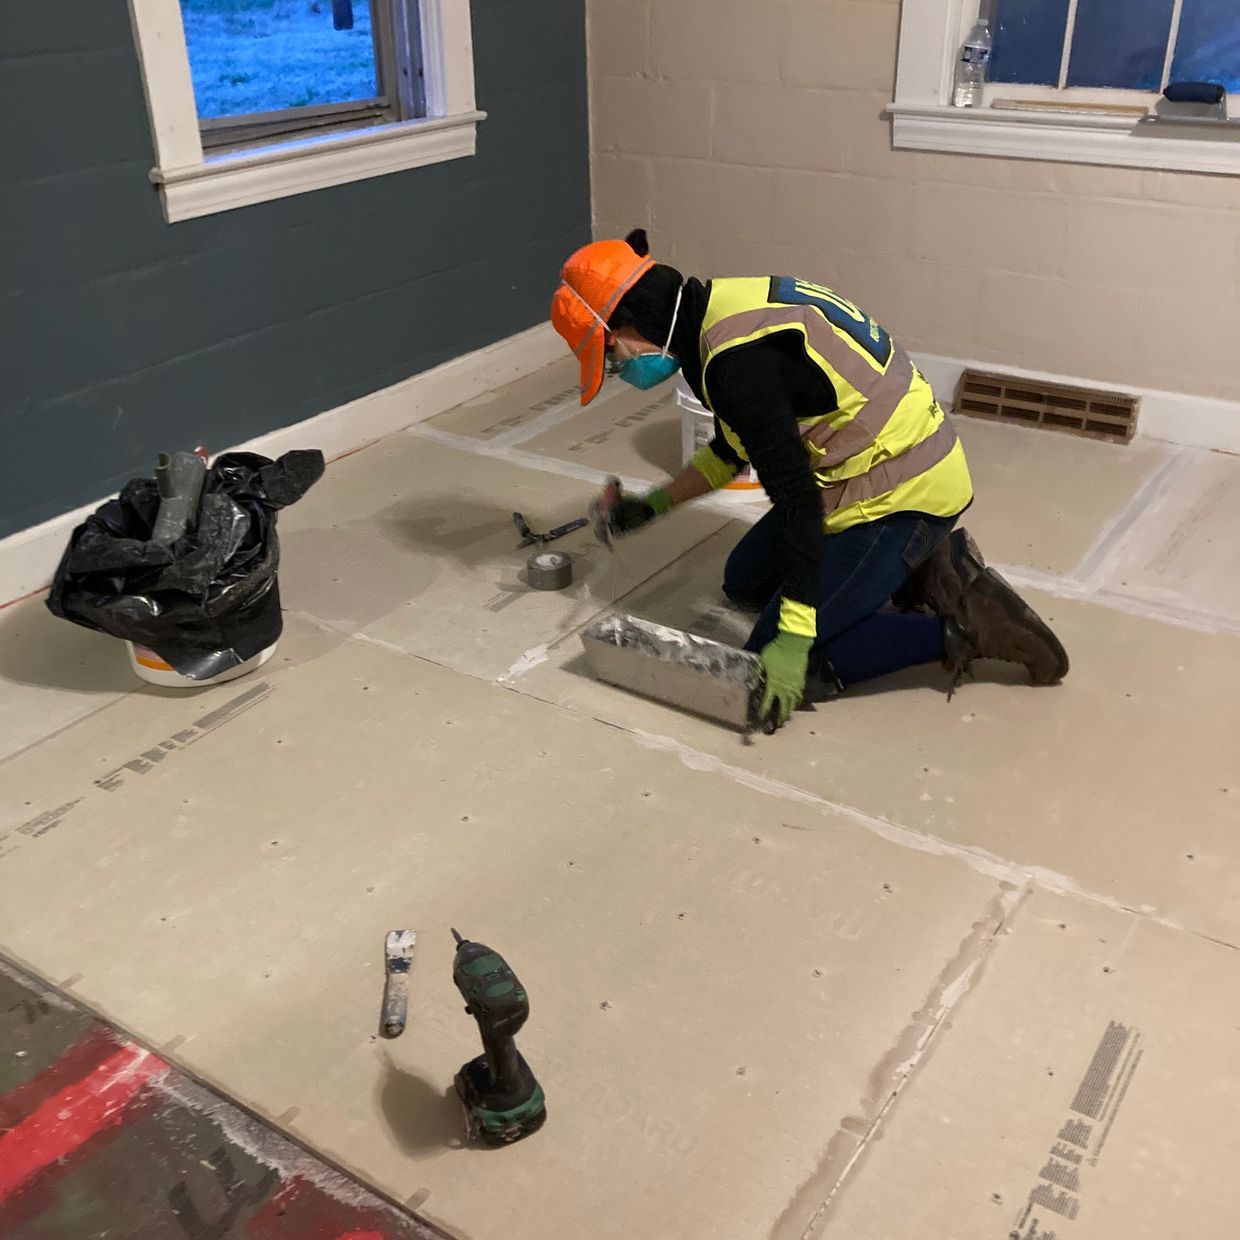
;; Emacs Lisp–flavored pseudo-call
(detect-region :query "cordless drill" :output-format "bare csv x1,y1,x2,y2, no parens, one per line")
451,929,547,1146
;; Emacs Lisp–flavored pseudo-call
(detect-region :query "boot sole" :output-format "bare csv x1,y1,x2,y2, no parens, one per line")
972,566,1070,683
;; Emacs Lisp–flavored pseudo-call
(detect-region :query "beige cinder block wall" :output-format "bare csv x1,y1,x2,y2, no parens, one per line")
586,0,1240,403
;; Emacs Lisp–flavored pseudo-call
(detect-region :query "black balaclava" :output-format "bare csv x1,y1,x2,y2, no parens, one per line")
608,229,710,400
608,229,683,342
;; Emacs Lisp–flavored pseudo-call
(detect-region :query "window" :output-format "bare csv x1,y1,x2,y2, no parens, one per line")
890,0,1240,176
129,0,482,223
1174,0,1240,90
991,0,1240,92
183,1,422,150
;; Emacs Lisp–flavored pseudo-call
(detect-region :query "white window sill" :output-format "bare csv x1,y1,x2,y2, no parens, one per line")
150,109,485,223
889,103,1240,176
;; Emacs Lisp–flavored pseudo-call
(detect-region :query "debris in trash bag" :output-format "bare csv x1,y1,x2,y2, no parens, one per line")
47,449,325,681
151,451,207,547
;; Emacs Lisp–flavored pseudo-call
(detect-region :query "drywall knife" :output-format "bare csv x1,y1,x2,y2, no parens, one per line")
380,929,417,1038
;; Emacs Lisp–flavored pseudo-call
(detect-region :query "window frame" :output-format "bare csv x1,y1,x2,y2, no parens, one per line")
890,0,1240,177
194,0,416,152
128,0,483,224
199,98,393,152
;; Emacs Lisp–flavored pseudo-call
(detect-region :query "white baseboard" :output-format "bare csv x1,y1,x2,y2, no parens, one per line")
236,321,562,461
912,352,1240,455
0,322,563,608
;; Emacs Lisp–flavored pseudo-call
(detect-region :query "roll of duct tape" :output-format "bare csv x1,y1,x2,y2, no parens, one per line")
527,550,573,591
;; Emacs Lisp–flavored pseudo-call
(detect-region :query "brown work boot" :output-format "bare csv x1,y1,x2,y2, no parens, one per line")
895,528,1069,694
892,526,986,617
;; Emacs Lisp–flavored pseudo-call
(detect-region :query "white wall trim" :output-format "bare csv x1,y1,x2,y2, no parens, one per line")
155,112,484,222
895,0,968,106
420,0,478,116
128,0,204,172
913,351,1240,455
127,0,481,223
892,0,1240,176
891,104,1240,176
0,323,563,609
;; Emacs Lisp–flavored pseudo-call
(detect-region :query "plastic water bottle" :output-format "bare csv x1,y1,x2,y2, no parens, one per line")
952,19,991,108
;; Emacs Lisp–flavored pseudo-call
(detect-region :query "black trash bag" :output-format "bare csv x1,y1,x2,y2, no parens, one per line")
47,449,325,681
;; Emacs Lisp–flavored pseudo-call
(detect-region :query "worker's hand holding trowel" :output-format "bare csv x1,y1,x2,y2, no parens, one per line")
757,632,812,731
589,476,673,544
584,473,810,738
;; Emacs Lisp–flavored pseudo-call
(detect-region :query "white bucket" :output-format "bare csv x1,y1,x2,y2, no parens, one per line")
676,384,768,502
126,641,278,688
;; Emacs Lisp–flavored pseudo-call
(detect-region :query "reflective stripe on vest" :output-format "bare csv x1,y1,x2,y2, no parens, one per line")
700,304,916,468
817,415,958,513
701,289,959,516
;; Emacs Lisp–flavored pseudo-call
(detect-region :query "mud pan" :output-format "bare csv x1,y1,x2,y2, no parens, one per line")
580,613,764,730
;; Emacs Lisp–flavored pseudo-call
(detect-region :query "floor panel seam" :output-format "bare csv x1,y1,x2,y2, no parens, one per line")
407,424,656,494
1069,447,1197,587
490,698,1238,952
402,423,1239,634
494,521,743,684
994,562,1240,637
0,691,138,772
780,883,1032,1240
482,375,632,450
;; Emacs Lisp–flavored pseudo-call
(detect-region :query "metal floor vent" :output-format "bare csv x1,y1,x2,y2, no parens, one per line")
955,369,1139,443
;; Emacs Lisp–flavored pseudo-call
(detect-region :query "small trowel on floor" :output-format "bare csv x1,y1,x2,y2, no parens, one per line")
512,511,587,549
379,930,417,1038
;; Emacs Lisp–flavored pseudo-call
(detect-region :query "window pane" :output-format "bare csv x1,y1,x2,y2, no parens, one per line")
1170,0,1240,92
180,0,380,121
1067,0,1176,89
990,0,1071,86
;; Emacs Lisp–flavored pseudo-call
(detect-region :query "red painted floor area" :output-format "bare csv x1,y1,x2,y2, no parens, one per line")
0,960,444,1240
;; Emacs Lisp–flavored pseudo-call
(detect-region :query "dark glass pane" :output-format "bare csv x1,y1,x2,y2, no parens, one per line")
180,0,380,121
1170,0,1240,93
990,0,1071,85
1067,0,1176,89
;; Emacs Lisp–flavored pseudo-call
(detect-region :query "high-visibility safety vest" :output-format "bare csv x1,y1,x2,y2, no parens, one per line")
700,277,973,534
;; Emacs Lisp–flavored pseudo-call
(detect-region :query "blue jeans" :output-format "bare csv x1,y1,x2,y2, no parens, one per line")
724,509,956,686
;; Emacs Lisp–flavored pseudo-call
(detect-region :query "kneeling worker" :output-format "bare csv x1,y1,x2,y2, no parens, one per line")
550,230,1068,730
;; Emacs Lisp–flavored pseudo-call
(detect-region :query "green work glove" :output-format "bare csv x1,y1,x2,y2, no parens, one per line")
609,486,672,536
758,631,813,730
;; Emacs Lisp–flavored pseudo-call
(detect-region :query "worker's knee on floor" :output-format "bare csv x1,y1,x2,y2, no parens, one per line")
722,575,769,613
722,548,774,613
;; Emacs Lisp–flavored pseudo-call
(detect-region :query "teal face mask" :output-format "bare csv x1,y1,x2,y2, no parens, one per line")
618,352,680,389
616,281,684,391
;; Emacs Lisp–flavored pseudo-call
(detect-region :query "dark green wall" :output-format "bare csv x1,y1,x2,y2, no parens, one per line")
0,1,590,538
